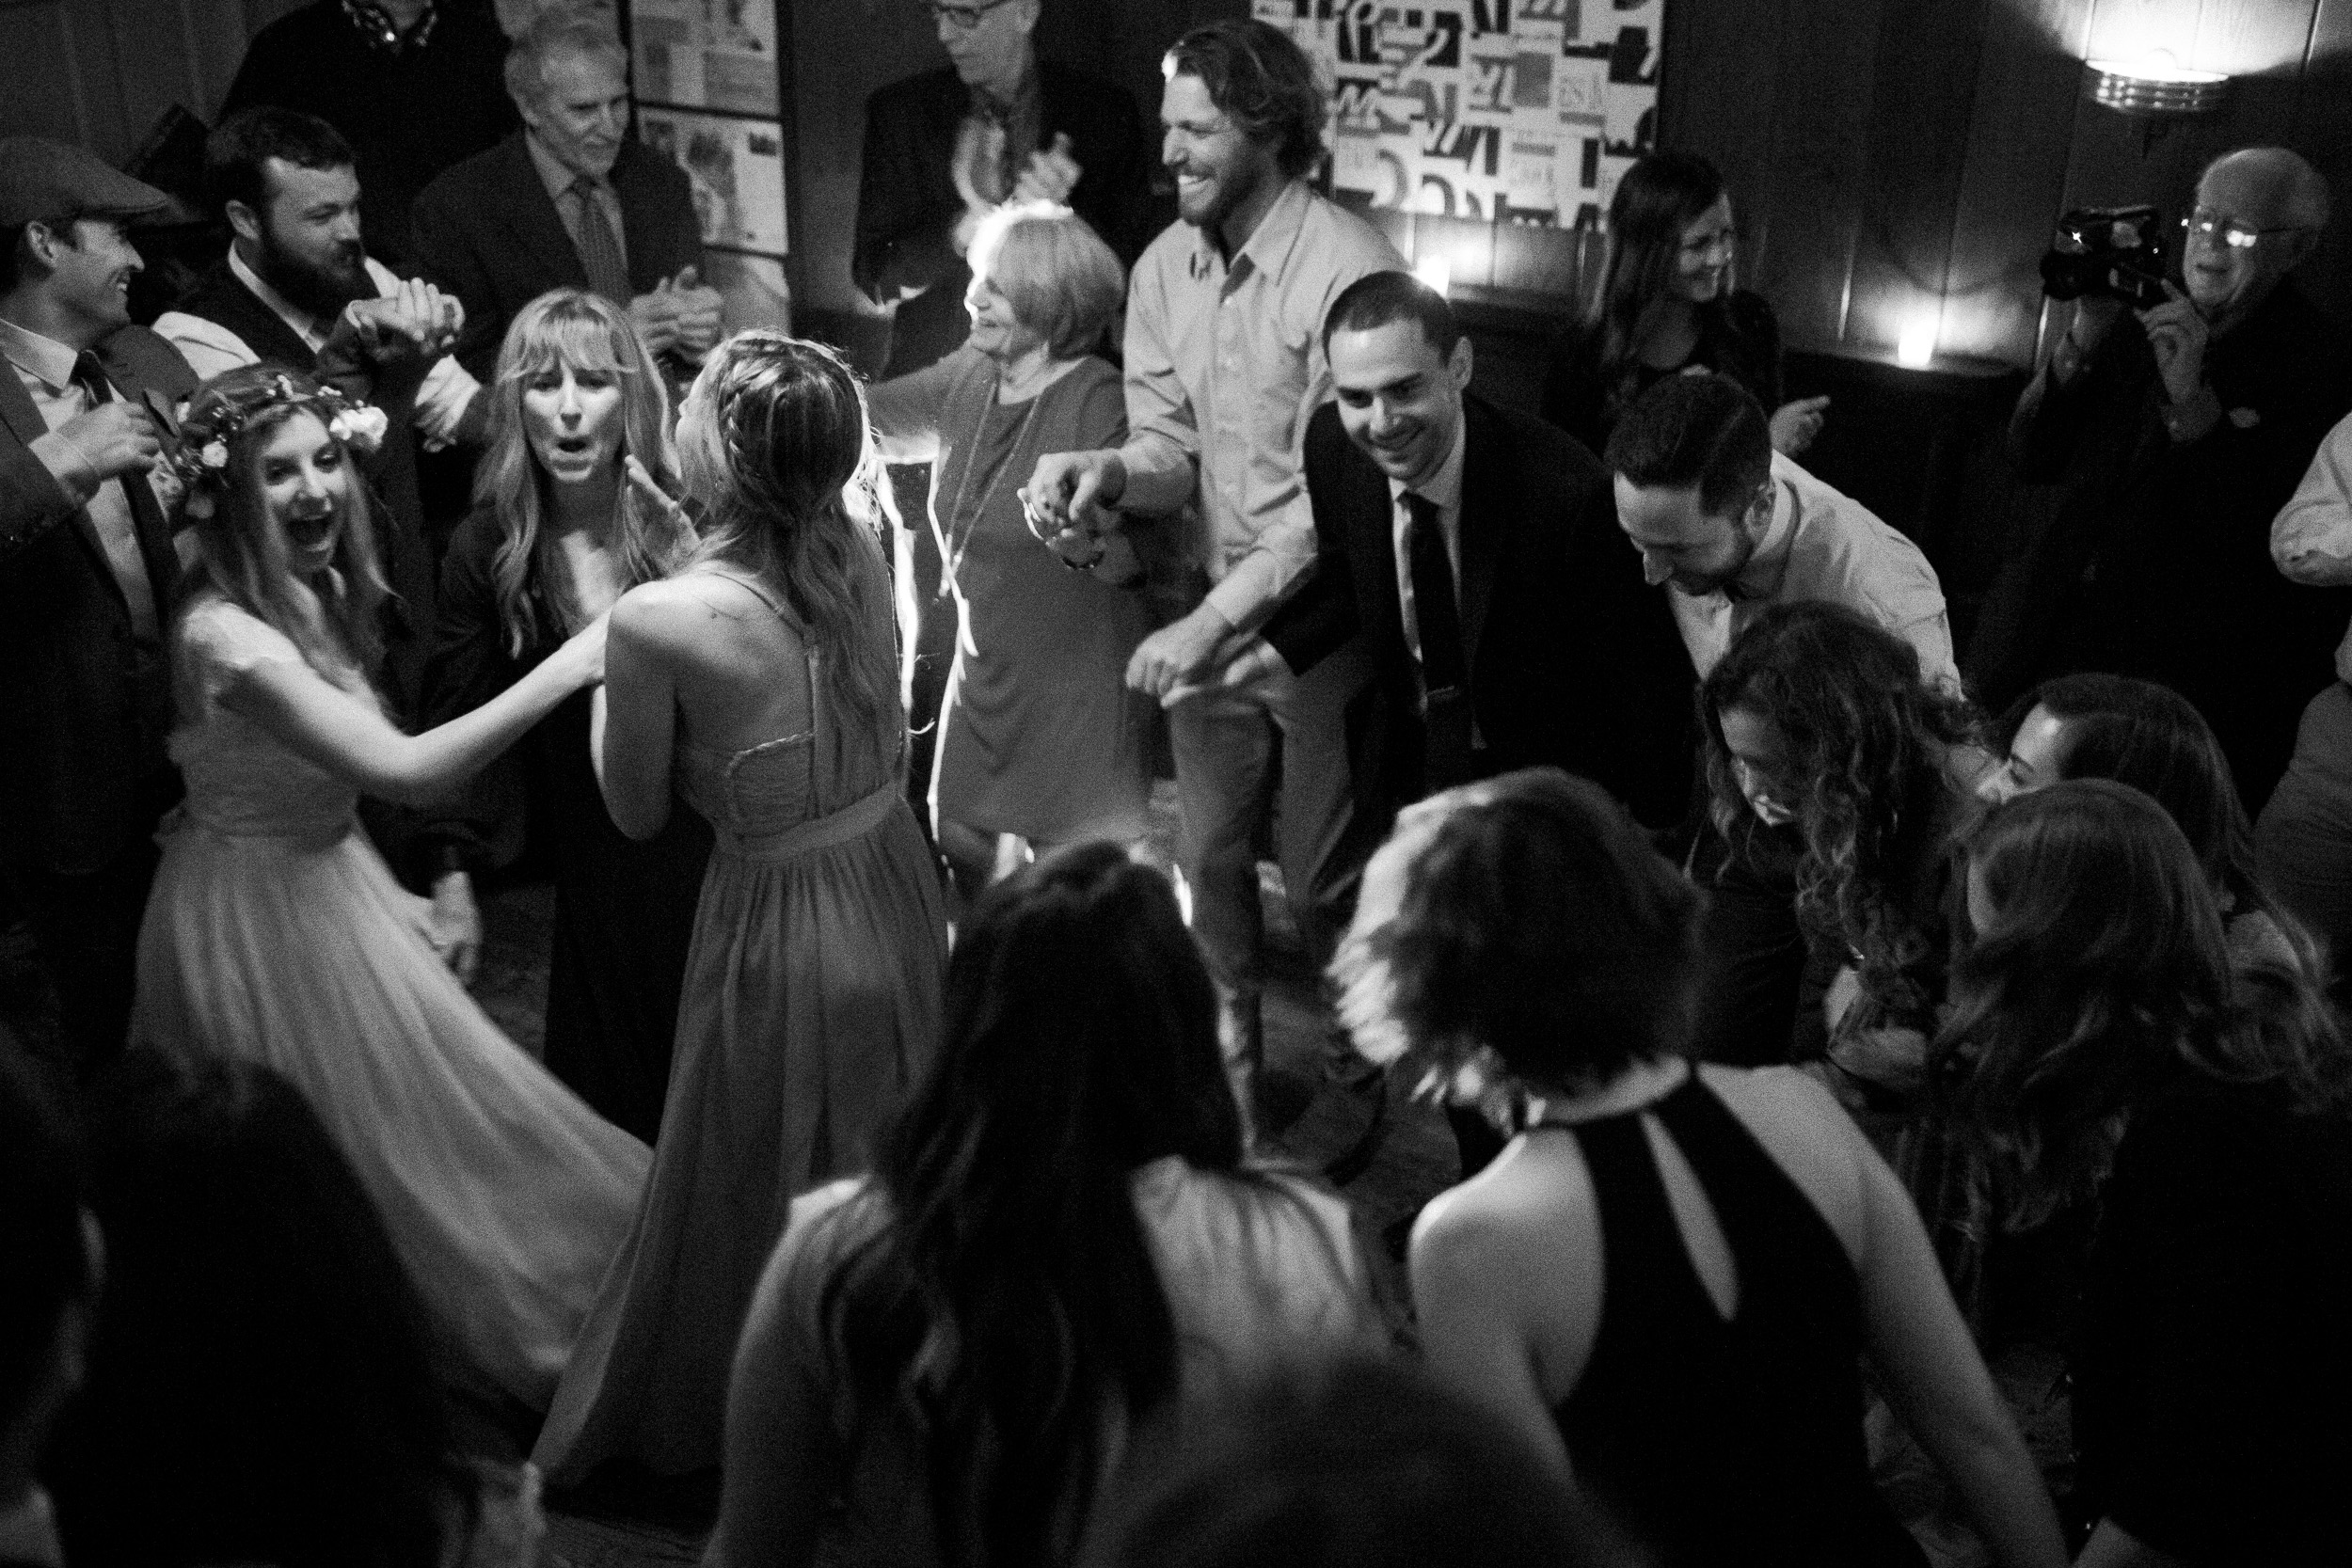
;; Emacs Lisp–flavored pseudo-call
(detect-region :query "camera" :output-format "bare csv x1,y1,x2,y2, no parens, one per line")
2040,206,2170,311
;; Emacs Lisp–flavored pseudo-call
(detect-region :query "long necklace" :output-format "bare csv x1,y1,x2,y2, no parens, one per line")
939,372,1047,592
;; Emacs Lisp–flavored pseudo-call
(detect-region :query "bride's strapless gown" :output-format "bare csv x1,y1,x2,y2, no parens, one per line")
132,598,651,1410
533,568,948,1485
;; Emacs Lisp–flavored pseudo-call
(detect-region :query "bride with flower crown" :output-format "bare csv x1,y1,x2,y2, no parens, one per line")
131,362,649,1411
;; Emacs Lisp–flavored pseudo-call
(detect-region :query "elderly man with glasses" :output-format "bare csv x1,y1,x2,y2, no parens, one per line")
853,0,1152,378
1975,146,2352,811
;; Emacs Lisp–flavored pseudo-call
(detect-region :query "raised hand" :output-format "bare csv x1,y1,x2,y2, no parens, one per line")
2137,281,2212,406
624,454,692,533
342,278,462,365
665,265,724,356
1011,132,1081,206
1769,395,1830,456
628,283,685,357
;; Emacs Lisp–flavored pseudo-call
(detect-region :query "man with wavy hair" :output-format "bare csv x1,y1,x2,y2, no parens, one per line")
1025,20,1403,1130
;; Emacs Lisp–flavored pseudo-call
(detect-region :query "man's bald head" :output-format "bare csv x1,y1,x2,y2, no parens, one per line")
2185,146,2328,325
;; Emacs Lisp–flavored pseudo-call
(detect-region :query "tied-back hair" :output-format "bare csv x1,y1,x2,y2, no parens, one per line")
1936,782,2352,1228
179,363,392,682
1582,150,1732,415
1335,768,1701,1095
1701,603,1980,1021
818,845,1254,1567
682,331,898,740
52,1047,469,1568
1999,673,2296,938
478,289,691,657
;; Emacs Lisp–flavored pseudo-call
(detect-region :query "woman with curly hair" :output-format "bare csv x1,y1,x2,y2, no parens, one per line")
418,289,709,1142
532,332,949,1485
1538,150,1827,457
1983,672,2312,978
1697,600,1989,1097
1939,781,2352,1563
1351,768,2064,1568
704,845,1382,1568
131,364,648,1411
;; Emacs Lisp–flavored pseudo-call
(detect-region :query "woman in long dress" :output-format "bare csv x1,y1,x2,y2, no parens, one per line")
864,202,1150,895
419,289,710,1142
533,331,948,1484
132,364,650,1412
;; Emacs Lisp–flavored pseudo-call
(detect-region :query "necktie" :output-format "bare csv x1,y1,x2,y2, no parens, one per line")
568,177,630,305
71,353,176,635
1406,491,1475,790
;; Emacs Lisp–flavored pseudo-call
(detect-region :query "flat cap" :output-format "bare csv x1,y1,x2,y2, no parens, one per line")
0,136,175,227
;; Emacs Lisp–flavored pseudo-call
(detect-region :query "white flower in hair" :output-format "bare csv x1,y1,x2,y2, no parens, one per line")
327,404,390,452
199,441,229,470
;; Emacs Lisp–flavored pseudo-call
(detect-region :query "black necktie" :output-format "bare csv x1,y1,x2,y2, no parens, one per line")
72,353,179,625
1406,491,1474,790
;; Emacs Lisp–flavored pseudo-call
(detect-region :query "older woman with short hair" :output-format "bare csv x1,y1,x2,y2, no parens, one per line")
866,200,1149,894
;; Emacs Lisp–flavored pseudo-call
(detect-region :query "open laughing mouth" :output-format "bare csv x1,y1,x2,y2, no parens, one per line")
286,509,335,553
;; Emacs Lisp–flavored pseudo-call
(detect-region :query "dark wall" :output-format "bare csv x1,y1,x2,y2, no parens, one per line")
1659,0,2352,368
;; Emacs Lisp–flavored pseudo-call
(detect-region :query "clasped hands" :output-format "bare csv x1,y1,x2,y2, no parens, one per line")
950,130,1083,257
628,266,724,360
333,277,465,366
1021,448,1285,705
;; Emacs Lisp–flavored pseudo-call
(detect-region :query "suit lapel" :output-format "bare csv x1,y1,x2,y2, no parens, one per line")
1456,396,1504,679
496,137,592,294
1344,436,1407,655
0,347,134,604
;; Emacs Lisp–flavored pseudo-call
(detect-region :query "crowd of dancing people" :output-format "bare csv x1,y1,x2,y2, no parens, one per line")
7,8,2352,1568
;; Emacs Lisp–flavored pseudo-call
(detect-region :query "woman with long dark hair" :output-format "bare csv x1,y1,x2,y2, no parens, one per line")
419,289,709,1142
1539,150,1826,456
1982,672,2312,974
1356,769,2063,1568
532,332,949,1485
131,364,647,1411
1696,601,1988,1090
52,1049,544,1568
704,846,1384,1568
1940,782,2352,1563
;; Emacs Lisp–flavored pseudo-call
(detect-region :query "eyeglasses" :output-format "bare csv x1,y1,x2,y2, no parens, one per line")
930,0,1017,29
2181,208,2304,250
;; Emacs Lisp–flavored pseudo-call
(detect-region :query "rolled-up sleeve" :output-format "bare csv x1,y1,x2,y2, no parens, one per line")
2273,411,2352,588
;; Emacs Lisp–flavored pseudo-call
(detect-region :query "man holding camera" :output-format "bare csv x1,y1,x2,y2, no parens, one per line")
1982,147,2352,809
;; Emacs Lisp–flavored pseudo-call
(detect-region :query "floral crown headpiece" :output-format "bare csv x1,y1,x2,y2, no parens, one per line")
167,372,390,519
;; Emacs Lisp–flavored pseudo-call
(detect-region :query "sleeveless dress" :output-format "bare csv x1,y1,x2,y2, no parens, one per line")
130,598,652,1411
1544,1073,1924,1567
533,568,950,1485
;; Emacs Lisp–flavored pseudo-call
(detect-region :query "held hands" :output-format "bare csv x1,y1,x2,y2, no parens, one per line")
1160,633,1286,707
2137,280,2212,406
339,277,464,366
1769,395,1830,456
1022,449,1126,538
1125,604,1236,700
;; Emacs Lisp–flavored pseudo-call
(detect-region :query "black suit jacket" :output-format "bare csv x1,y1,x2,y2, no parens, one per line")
1264,393,1694,844
0,325,197,874
409,133,705,379
853,59,1154,376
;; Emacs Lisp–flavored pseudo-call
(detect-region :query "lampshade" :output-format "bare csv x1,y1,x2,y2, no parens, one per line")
2083,55,2230,117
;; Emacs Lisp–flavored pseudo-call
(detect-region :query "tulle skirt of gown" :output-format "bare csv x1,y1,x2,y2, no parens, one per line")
133,816,652,1411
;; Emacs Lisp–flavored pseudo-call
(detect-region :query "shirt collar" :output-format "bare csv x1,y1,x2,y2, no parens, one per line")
1389,405,1468,515
1729,451,1802,601
229,244,326,342
969,55,1038,124
1187,177,1315,285
0,314,81,394
0,1486,64,1568
525,131,600,203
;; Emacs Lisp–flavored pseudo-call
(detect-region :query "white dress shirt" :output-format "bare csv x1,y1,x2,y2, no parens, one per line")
153,247,480,446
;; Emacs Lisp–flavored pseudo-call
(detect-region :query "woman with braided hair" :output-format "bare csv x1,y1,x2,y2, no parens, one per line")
130,362,649,1413
533,330,949,1484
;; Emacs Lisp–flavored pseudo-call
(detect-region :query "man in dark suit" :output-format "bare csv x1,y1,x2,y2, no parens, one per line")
0,140,199,1076
409,9,718,382
853,0,1153,377
1233,272,1692,1174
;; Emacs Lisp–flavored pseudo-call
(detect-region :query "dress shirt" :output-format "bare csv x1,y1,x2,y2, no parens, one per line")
527,132,630,277
0,316,165,641
2270,409,2352,680
1388,414,1466,671
1668,451,1958,689
0,1486,63,1568
154,247,480,445
1120,179,1403,628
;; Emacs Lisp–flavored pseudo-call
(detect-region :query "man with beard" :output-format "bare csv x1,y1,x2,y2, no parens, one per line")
155,106,478,715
